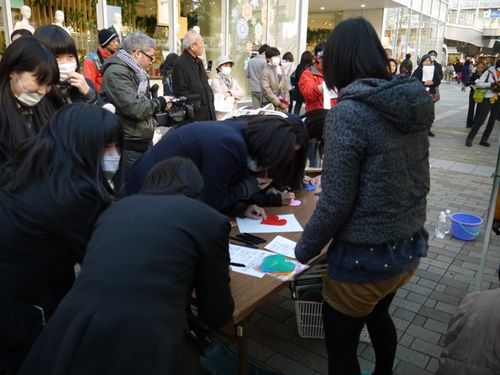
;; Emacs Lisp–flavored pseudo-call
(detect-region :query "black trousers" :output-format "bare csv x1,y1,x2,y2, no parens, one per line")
466,88,476,127
467,99,494,142
323,293,397,375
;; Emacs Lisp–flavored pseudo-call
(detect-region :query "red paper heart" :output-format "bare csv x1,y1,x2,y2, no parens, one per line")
260,215,287,226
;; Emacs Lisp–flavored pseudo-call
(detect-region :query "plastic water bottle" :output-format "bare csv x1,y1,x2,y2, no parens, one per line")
444,209,451,235
435,211,447,239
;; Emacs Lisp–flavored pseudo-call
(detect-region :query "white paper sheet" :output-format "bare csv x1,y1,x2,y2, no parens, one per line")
422,65,435,82
236,214,303,234
265,235,297,259
229,244,309,280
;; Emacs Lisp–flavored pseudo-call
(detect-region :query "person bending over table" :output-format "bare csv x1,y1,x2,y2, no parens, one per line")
248,109,328,207
0,104,122,374
19,157,234,375
125,115,308,218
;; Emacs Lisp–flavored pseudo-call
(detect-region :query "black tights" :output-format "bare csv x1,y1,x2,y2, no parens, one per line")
323,292,397,375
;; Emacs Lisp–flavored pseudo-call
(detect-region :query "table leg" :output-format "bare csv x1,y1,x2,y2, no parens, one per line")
236,323,248,375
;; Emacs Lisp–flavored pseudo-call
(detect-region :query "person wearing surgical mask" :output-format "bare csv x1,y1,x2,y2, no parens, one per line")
34,25,101,107
0,104,122,374
210,56,244,120
260,47,290,111
0,37,59,166
427,50,443,103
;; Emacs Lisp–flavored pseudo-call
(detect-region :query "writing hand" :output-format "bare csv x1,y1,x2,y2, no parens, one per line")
244,204,267,220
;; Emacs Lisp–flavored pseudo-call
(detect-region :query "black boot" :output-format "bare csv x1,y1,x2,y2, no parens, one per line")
479,140,491,147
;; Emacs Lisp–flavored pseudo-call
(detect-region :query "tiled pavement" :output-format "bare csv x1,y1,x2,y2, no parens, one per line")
240,83,500,375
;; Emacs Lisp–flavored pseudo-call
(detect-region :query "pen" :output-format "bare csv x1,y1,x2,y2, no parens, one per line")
229,241,259,249
242,233,267,244
230,262,246,267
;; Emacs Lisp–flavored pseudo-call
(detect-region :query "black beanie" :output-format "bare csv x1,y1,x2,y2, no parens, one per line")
98,28,117,47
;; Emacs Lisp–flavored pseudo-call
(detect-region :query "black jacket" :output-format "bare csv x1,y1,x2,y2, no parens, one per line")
19,194,234,375
172,50,216,121
0,181,108,374
412,65,442,95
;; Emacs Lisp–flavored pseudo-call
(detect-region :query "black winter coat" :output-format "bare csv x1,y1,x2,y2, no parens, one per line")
172,51,216,121
0,181,108,374
19,194,234,375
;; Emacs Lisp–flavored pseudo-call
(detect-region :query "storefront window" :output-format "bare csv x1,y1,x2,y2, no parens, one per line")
227,0,299,96
180,0,222,73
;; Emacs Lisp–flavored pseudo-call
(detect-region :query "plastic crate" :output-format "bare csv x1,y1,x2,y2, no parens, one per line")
295,300,324,338
292,264,371,342
295,300,371,342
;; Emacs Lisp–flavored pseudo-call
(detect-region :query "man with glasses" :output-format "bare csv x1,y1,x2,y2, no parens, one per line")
172,30,216,121
101,31,172,168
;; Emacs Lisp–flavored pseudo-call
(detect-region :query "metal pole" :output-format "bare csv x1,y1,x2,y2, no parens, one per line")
475,139,500,290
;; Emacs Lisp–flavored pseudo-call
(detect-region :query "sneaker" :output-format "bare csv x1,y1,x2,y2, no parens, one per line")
361,371,371,375
465,139,472,147
479,140,491,147
428,130,435,137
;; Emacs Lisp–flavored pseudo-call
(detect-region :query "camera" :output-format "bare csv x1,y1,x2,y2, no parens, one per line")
155,95,198,127
150,84,200,127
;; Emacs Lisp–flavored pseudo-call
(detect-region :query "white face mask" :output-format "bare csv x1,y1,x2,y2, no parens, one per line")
430,55,436,62
58,61,77,82
101,155,120,179
221,66,232,75
246,157,262,172
271,56,281,66
15,75,44,107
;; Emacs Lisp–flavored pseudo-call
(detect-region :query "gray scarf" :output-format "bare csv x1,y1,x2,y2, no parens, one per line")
117,49,149,95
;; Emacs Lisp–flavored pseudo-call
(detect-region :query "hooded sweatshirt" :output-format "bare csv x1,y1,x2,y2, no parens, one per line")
295,76,434,282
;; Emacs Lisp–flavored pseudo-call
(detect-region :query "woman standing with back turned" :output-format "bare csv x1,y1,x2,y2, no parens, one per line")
295,18,434,375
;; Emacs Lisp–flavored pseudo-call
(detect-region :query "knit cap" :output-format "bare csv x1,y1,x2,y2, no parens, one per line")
98,28,117,47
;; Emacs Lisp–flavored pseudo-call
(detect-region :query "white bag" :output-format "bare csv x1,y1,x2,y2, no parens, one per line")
322,82,337,110
214,93,235,112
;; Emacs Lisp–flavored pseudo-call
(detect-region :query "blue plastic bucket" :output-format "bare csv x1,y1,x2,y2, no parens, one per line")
450,213,483,241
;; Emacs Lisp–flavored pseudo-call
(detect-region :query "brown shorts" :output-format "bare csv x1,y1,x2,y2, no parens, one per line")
322,266,417,318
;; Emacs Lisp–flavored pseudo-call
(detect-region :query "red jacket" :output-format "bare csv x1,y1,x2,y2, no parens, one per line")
82,45,112,93
298,63,336,112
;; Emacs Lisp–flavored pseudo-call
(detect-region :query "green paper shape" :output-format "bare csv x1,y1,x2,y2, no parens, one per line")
259,254,295,273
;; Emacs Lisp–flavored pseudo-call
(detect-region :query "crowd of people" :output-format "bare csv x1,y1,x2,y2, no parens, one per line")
0,14,498,375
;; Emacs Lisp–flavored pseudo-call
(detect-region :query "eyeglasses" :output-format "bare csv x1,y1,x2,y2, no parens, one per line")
141,50,154,62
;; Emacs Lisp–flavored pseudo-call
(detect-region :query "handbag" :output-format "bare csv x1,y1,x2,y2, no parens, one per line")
473,71,493,103
473,88,487,103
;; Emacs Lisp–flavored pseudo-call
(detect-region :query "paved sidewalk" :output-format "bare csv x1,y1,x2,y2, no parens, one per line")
242,83,500,375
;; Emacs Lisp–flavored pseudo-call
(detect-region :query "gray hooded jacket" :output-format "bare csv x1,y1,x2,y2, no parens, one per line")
295,76,434,282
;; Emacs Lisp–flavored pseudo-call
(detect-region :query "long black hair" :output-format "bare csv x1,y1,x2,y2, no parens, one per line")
237,115,300,168
34,25,81,71
236,114,308,189
141,156,204,198
323,17,391,90
34,25,85,106
0,37,59,164
0,103,123,203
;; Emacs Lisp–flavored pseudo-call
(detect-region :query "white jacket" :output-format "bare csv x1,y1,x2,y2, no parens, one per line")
473,67,498,98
